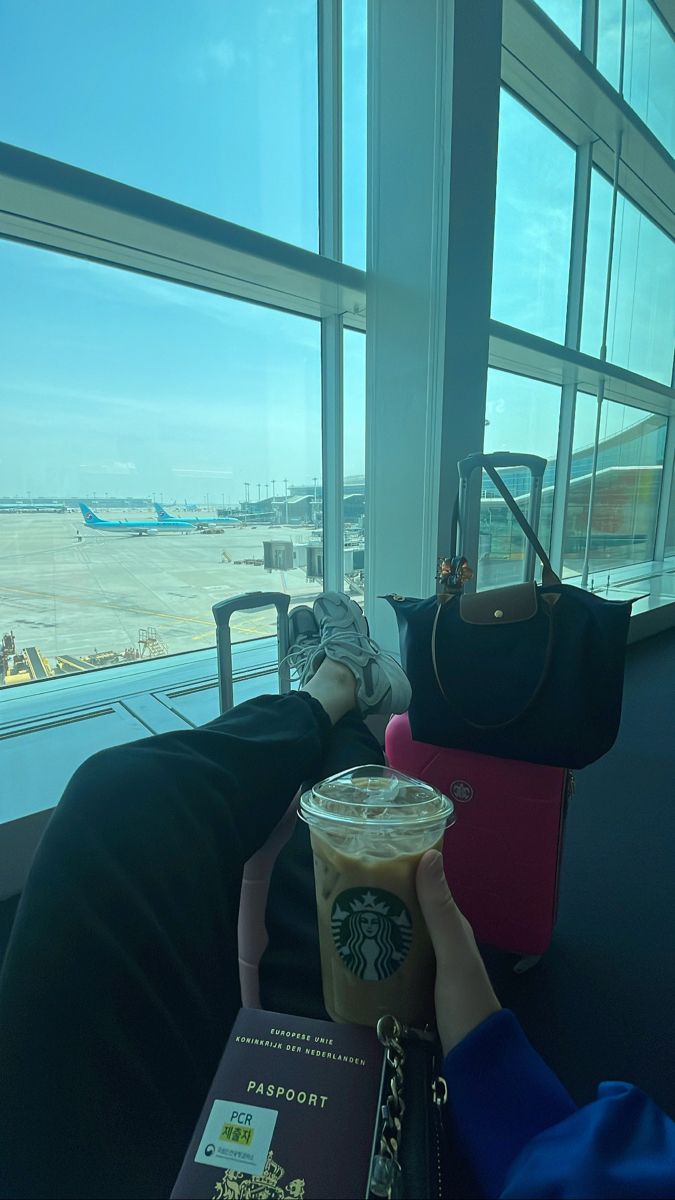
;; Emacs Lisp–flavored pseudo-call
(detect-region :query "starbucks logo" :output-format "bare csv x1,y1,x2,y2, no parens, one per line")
331,888,413,981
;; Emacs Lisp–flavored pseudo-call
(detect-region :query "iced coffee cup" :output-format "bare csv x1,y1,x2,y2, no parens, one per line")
299,765,454,1029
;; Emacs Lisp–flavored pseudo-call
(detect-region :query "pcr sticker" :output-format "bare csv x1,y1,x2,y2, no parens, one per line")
195,1099,277,1176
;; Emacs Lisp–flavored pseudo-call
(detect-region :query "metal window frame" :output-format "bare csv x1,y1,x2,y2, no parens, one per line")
0,141,366,328
318,0,345,591
497,0,674,586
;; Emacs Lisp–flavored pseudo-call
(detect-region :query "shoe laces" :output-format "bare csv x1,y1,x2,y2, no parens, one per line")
284,629,404,682
316,631,406,678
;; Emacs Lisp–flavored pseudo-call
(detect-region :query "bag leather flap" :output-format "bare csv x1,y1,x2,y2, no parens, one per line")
460,581,538,625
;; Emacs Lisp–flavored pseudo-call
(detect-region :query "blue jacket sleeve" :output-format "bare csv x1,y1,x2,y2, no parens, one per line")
443,1009,675,1199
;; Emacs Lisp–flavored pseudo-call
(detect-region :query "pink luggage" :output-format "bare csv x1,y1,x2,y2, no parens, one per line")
385,713,571,968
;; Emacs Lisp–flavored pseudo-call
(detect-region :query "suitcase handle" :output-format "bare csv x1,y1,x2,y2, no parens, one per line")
212,592,291,713
452,453,558,587
458,452,547,481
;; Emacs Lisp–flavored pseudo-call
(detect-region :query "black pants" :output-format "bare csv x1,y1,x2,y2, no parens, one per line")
0,693,383,1200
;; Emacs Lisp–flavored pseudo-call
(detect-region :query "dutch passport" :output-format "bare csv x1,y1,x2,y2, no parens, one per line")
171,1007,386,1200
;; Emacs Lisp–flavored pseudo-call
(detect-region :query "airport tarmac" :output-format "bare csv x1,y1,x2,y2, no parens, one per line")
0,511,355,681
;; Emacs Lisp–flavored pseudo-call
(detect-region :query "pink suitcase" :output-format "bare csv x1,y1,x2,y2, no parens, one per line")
385,713,572,969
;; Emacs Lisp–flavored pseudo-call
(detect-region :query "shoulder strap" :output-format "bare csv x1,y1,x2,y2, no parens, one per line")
482,463,561,587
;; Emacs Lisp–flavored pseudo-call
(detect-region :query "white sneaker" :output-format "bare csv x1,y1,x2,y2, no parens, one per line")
287,605,321,686
311,592,412,718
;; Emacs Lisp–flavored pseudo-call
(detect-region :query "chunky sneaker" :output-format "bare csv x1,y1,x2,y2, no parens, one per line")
287,605,321,685
311,591,412,718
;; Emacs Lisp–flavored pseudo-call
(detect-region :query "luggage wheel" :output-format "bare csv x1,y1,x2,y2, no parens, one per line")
513,954,542,974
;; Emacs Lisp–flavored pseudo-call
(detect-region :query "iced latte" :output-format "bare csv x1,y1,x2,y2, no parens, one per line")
299,766,454,1028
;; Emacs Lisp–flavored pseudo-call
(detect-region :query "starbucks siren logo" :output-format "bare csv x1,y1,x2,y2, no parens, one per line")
331,888,412,981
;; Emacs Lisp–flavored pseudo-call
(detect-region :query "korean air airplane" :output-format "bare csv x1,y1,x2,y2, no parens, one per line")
79,503,193,534
153,503,241,528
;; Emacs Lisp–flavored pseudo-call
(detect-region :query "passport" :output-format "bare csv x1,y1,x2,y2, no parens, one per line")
171,1007,386,1200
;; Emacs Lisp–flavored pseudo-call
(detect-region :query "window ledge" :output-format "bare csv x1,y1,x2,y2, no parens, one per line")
0,638,279,899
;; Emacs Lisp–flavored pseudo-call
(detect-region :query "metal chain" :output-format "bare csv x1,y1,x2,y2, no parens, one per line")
369,1015,407,1199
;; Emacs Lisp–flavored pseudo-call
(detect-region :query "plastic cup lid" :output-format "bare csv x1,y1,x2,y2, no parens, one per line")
299,763,454,829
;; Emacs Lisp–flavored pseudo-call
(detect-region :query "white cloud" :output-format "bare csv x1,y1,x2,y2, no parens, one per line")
171,467,233,478
207,38,236,71
79,461,137,475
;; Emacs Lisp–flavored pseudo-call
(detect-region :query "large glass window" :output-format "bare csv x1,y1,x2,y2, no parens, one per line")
582,170,675,385
478,370,561,589
536,0,582,46
491,91,576,344
342,0,367,269
563,395,667,577
0,0,319,249
0,240,322,689
343,329,366,602
597,0,675,157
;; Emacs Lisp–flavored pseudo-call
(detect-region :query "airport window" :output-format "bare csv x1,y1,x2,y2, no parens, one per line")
342,0,367,269
0,239,322,690
491,90,576,345
562,395,667,578
597,0,624,84
0,0,319,250
343,329,366,602
597,0,675,157
581,169,675,386
478,369,561,590
535,0,582,46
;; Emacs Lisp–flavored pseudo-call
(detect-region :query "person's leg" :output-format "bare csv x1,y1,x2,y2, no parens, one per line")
0,687,343,1200
259,708,386,1018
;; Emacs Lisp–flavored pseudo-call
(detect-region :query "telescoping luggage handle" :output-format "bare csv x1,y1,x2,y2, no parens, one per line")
212,592,291,714
452,452,559,588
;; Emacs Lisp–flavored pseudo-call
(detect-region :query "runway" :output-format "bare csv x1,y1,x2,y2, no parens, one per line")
0,511,335,683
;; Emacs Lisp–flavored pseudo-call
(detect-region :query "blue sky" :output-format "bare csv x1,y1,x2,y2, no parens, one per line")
0,0,366,503
0,0,672,503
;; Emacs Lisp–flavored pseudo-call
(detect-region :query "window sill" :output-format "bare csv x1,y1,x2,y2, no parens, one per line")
0,638,279,899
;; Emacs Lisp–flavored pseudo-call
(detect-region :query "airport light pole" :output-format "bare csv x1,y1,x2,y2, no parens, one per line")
284,478,289,525
257,483,261,504
271,479,276,523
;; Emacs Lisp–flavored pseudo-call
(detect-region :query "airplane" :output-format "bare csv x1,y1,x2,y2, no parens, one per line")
79,503,193,535
153,502,241,529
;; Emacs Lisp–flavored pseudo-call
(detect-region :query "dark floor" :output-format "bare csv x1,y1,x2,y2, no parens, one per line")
1,629,674,1119
482,627,675,1118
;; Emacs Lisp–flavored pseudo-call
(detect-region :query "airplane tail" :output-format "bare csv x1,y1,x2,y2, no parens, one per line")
154,502,176,521
79,502,102,524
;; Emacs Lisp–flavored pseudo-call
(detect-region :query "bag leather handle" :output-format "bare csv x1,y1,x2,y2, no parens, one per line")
431,595,556,730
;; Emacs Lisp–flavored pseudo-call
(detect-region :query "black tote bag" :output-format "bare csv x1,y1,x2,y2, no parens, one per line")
386,466,633,769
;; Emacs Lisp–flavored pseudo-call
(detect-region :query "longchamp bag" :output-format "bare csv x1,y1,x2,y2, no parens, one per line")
386,458,632,769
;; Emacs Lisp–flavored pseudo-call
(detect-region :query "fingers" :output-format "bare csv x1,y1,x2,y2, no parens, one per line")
416,849,471,968
417,848,501,1056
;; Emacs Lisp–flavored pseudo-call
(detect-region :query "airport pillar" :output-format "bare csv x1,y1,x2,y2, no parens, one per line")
365,0,501,652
